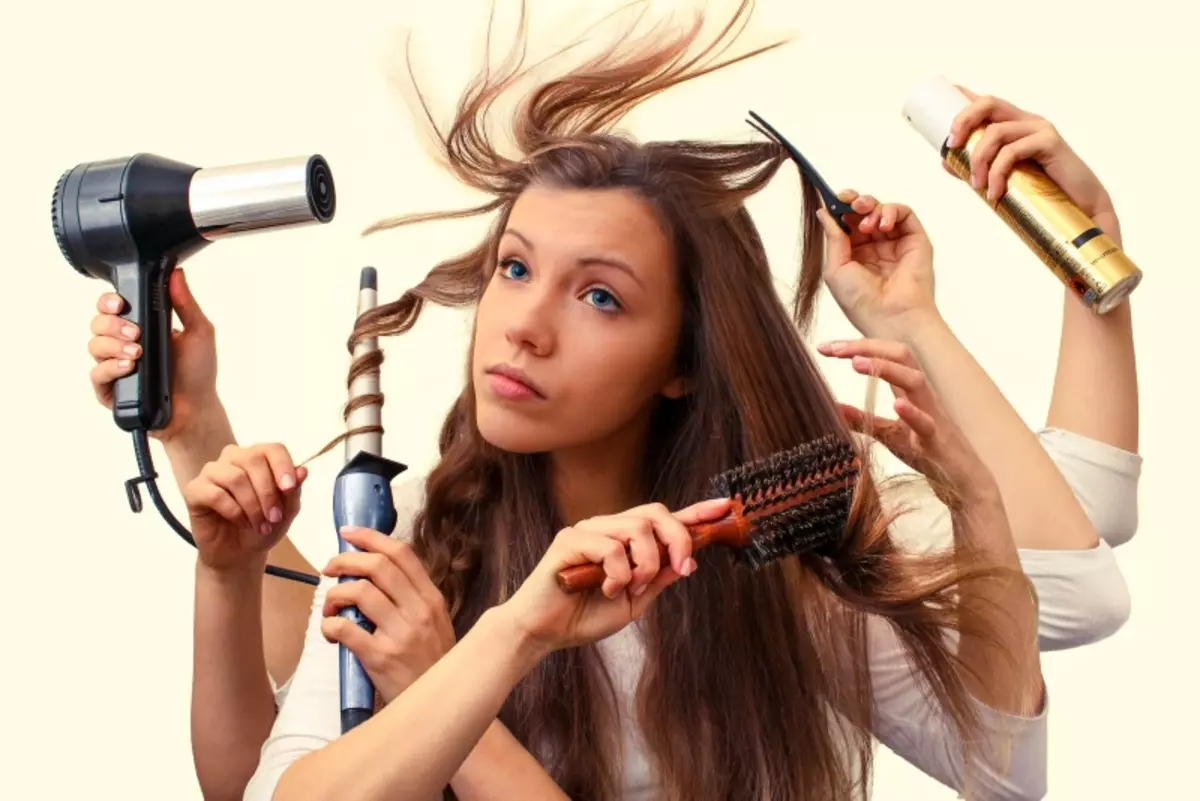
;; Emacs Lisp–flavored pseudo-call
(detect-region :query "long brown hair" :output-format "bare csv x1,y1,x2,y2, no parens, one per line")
319,2,1018,798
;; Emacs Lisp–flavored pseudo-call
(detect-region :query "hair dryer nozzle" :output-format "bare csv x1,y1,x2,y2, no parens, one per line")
190,154,336,239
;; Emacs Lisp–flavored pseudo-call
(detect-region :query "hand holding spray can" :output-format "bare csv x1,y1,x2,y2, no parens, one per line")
902,76,1142,314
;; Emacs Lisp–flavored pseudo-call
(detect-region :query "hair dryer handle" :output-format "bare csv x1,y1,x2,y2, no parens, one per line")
111,260,174,432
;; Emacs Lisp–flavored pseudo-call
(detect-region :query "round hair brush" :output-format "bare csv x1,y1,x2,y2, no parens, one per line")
556,434,862,593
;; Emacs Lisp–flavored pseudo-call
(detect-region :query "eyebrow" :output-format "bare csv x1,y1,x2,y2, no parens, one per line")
503,228,645,289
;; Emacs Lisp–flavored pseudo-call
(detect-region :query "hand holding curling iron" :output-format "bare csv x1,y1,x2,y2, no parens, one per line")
319,528,456,705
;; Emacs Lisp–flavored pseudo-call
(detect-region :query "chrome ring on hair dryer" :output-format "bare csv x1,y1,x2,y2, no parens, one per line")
52,152,336,586
333,266,409,734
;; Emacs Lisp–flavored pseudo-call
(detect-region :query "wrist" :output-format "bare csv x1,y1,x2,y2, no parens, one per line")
889,307,950,349
158,393,230,450
483,603,552,674
196,554,267,592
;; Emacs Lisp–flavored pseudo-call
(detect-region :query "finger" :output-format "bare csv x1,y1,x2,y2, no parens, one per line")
947,94,1031,148
258,443,299,492
849,356,927,398
987,129,1059,202
888,203,926,239
235,451,284,526
835,188,861,205
967,120,1045,192
629,564,684,617
205,461,269,534
858,206,882,235
815,338,916,367
573,515,658,593
91,313,139,342
323,578,405,632
556,530,634,599
169,270,213,333
377,534,446,614
90,359,135,397
88,335,141,364
324,544,422,611
953,84,980,101
815,208,852,268
96,293,126,315
672,497,732,526
849,194,879,217
321,616,375,659
877,203,901,233
185,479,245,524
626,503,696,577
894,397,938,440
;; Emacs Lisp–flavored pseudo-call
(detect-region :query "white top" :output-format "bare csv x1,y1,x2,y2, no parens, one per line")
901,75,973,152
246,428,1141,801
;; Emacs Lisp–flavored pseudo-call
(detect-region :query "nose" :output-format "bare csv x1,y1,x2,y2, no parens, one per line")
504,289,556,357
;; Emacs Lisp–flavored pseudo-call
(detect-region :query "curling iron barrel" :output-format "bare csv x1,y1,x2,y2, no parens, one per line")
52,152,336,432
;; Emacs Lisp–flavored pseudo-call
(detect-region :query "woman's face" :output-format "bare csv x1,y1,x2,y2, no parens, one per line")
472,184,689,455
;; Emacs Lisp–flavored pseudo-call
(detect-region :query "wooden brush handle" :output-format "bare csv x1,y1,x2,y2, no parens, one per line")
555,513,749,594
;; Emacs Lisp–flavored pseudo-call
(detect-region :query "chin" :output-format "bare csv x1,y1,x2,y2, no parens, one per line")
475,400,556,455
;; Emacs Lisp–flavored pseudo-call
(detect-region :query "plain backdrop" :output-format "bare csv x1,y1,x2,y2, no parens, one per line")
2,0,1194,797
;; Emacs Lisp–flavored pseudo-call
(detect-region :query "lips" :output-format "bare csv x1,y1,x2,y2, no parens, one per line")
484,364,546,399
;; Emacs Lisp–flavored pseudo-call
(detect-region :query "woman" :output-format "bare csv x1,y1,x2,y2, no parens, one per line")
81,4,1137,799
190,4,1051,798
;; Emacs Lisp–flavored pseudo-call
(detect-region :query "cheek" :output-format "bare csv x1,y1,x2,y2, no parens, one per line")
563,320,677,403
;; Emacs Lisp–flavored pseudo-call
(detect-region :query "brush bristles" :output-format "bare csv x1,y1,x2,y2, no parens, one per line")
707,434,861,569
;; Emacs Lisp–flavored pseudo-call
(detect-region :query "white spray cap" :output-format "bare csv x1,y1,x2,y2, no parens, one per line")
901,75,971,151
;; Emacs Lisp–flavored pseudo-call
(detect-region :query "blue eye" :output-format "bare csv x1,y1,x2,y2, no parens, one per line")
499,259,530,280
584,288,621,312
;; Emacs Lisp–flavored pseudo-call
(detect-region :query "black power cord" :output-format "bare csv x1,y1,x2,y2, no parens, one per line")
127,429,320,586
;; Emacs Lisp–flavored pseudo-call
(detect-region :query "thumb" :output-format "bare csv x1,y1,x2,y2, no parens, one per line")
673,497,732,526
815,208,853,272
170,270,212,332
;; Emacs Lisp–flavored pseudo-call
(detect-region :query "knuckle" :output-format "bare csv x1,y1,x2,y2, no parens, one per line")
219,444,240,461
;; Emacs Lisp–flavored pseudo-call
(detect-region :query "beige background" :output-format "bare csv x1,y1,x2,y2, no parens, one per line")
3,0,1192,797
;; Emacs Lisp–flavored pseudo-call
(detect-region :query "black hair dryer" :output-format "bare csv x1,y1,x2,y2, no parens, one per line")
51,152,336,556
52,153,336,432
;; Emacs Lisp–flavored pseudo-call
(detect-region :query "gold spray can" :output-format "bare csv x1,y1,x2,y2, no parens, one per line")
902,76,1142,314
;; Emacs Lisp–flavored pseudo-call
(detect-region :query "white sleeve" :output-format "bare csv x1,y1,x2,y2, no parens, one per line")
1036,427,1142,547
244,580,341,801
879,427,1136,652
869,617,1048,801
243,472,429,801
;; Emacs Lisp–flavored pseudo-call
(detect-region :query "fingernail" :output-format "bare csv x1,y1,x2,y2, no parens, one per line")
633,584,648,597
260,523,272,536
118,360,131,368
123,344,140,357
970,174,982,190
682,558,698,576
121,325,138,339
829,341,846,354
106,298,122,312
946,133,959,148
279,474,296,490
268,507,282,523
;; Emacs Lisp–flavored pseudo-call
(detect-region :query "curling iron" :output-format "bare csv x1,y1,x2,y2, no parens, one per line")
333,266,408,733
53,153,336,586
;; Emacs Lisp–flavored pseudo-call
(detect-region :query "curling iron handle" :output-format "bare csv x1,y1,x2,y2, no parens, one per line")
332,461,403,730
112,259,175,433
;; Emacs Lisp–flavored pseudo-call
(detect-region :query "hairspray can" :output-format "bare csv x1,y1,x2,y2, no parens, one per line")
901,76,1142,314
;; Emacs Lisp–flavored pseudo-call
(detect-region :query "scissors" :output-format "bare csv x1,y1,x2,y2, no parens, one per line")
746,110,856,235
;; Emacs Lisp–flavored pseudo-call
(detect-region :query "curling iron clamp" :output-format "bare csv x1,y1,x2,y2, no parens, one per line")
746,110,855,234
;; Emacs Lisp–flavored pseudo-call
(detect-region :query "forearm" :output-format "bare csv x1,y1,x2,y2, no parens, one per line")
191,560,277,801
951,484,1043,718
1047,287,1138,452
899,313,1098,550
161,395,236,495
451,719,569,801
274,605,549,801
